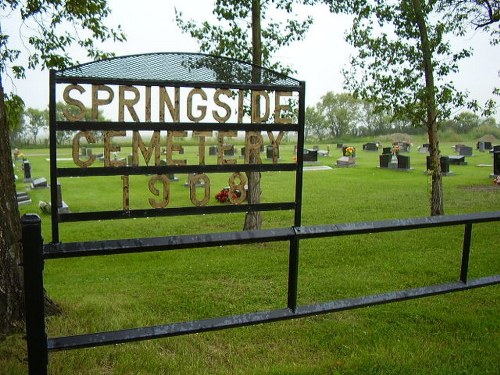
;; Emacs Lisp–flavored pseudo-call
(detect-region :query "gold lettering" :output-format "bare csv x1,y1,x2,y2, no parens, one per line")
132,131,161,166
63,84,86,121
166,131,187,165
217,131,237,165
212,89,232,123
118,85,140,122
159,87,180,122
244,132,263,164
274,91,293,124
251,90,270,123
187,88,207,122
148,175,170,208
122,175,130,210
104,130,126,167
267,131,285,164
72,131,96,167
189,174,210,206
92,85,114,120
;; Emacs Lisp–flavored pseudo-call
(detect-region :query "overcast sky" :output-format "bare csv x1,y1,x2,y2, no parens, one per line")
2,1,499,120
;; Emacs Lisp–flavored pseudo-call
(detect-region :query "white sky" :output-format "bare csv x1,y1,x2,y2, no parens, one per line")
2,1,499,121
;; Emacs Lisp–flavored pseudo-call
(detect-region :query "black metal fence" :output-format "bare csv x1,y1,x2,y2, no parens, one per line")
22,211,500,374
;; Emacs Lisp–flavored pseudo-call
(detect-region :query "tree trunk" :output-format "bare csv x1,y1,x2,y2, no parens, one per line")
244,0,263,230
412,0,444,216
0,82,25,336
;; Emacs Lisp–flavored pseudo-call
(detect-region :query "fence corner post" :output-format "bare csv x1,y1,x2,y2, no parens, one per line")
21,213,48,375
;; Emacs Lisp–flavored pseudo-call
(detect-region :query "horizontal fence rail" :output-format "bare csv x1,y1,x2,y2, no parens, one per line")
23,211,500,374
45,211,499,257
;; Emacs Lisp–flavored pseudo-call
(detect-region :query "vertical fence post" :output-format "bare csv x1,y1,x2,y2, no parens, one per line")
21,214,48,375
287,234,300,312
460,223,473,284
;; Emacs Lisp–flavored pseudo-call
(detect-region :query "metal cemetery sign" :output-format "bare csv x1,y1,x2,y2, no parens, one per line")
22,52,499,374
49,52,306,243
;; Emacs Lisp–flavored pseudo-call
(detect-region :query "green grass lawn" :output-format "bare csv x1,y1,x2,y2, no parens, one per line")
3,138,499,374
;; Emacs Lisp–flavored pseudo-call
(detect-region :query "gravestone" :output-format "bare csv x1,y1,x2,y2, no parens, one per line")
223,145,235,156
394,142,411,152
379,154,391,168
494,148,500,175
336,156,355,167
397,154,411,170
17,191,31,206
31,177,48,189
419,144,430,153
57,182,70,214
158,160,178,181
209,145,217,156
23,160,32,182
303,149,318,162
459,146,473,156
336,143,343,149
382,147,392,155
426,156,450,174
362,142,379,151
266,145,279,160
85,148,93,157
448,155,467,165
477,141,492,152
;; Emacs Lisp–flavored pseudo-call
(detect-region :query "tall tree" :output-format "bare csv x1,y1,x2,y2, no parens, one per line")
317,92,362,138
0,0,125,335
326,0,495,216
176,0,314,230
24,108,48,145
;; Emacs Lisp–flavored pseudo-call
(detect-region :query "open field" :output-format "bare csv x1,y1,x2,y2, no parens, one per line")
3,139,499,374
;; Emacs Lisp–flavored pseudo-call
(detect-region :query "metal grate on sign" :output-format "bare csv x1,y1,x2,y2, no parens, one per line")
55,52,301,87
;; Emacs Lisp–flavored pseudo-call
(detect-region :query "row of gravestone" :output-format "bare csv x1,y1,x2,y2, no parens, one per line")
16,159,70,212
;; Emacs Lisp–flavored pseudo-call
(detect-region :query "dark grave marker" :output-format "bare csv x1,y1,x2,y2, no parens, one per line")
23,160,32,182
209,145,217,156
427,156,450,174
459,146,473,156
382,147,392,155
397,154,411,169
223,145,235,156
379,154,391,168
394,141,411,152
336,143,343,149
362,142,379,151
448,155,467,165
303,149,318,162
57,182,70,213
494,149,500,175
31,178,48,189
266,145,279,160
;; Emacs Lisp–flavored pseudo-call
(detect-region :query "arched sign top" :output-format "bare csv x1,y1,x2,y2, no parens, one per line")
54,52,302,87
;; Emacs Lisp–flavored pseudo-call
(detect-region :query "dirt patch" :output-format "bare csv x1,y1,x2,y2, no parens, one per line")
461,185,500,192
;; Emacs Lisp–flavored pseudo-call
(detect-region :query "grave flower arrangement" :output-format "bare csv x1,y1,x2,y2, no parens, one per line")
345,146,356,157
215,187,241,204
494,176,500,185
392,144,400,154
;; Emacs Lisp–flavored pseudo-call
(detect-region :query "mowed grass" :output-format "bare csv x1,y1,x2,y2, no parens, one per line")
3,139,499,374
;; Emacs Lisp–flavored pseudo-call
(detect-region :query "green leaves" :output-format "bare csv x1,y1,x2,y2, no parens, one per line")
1,0,126,79
175,0,314,75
